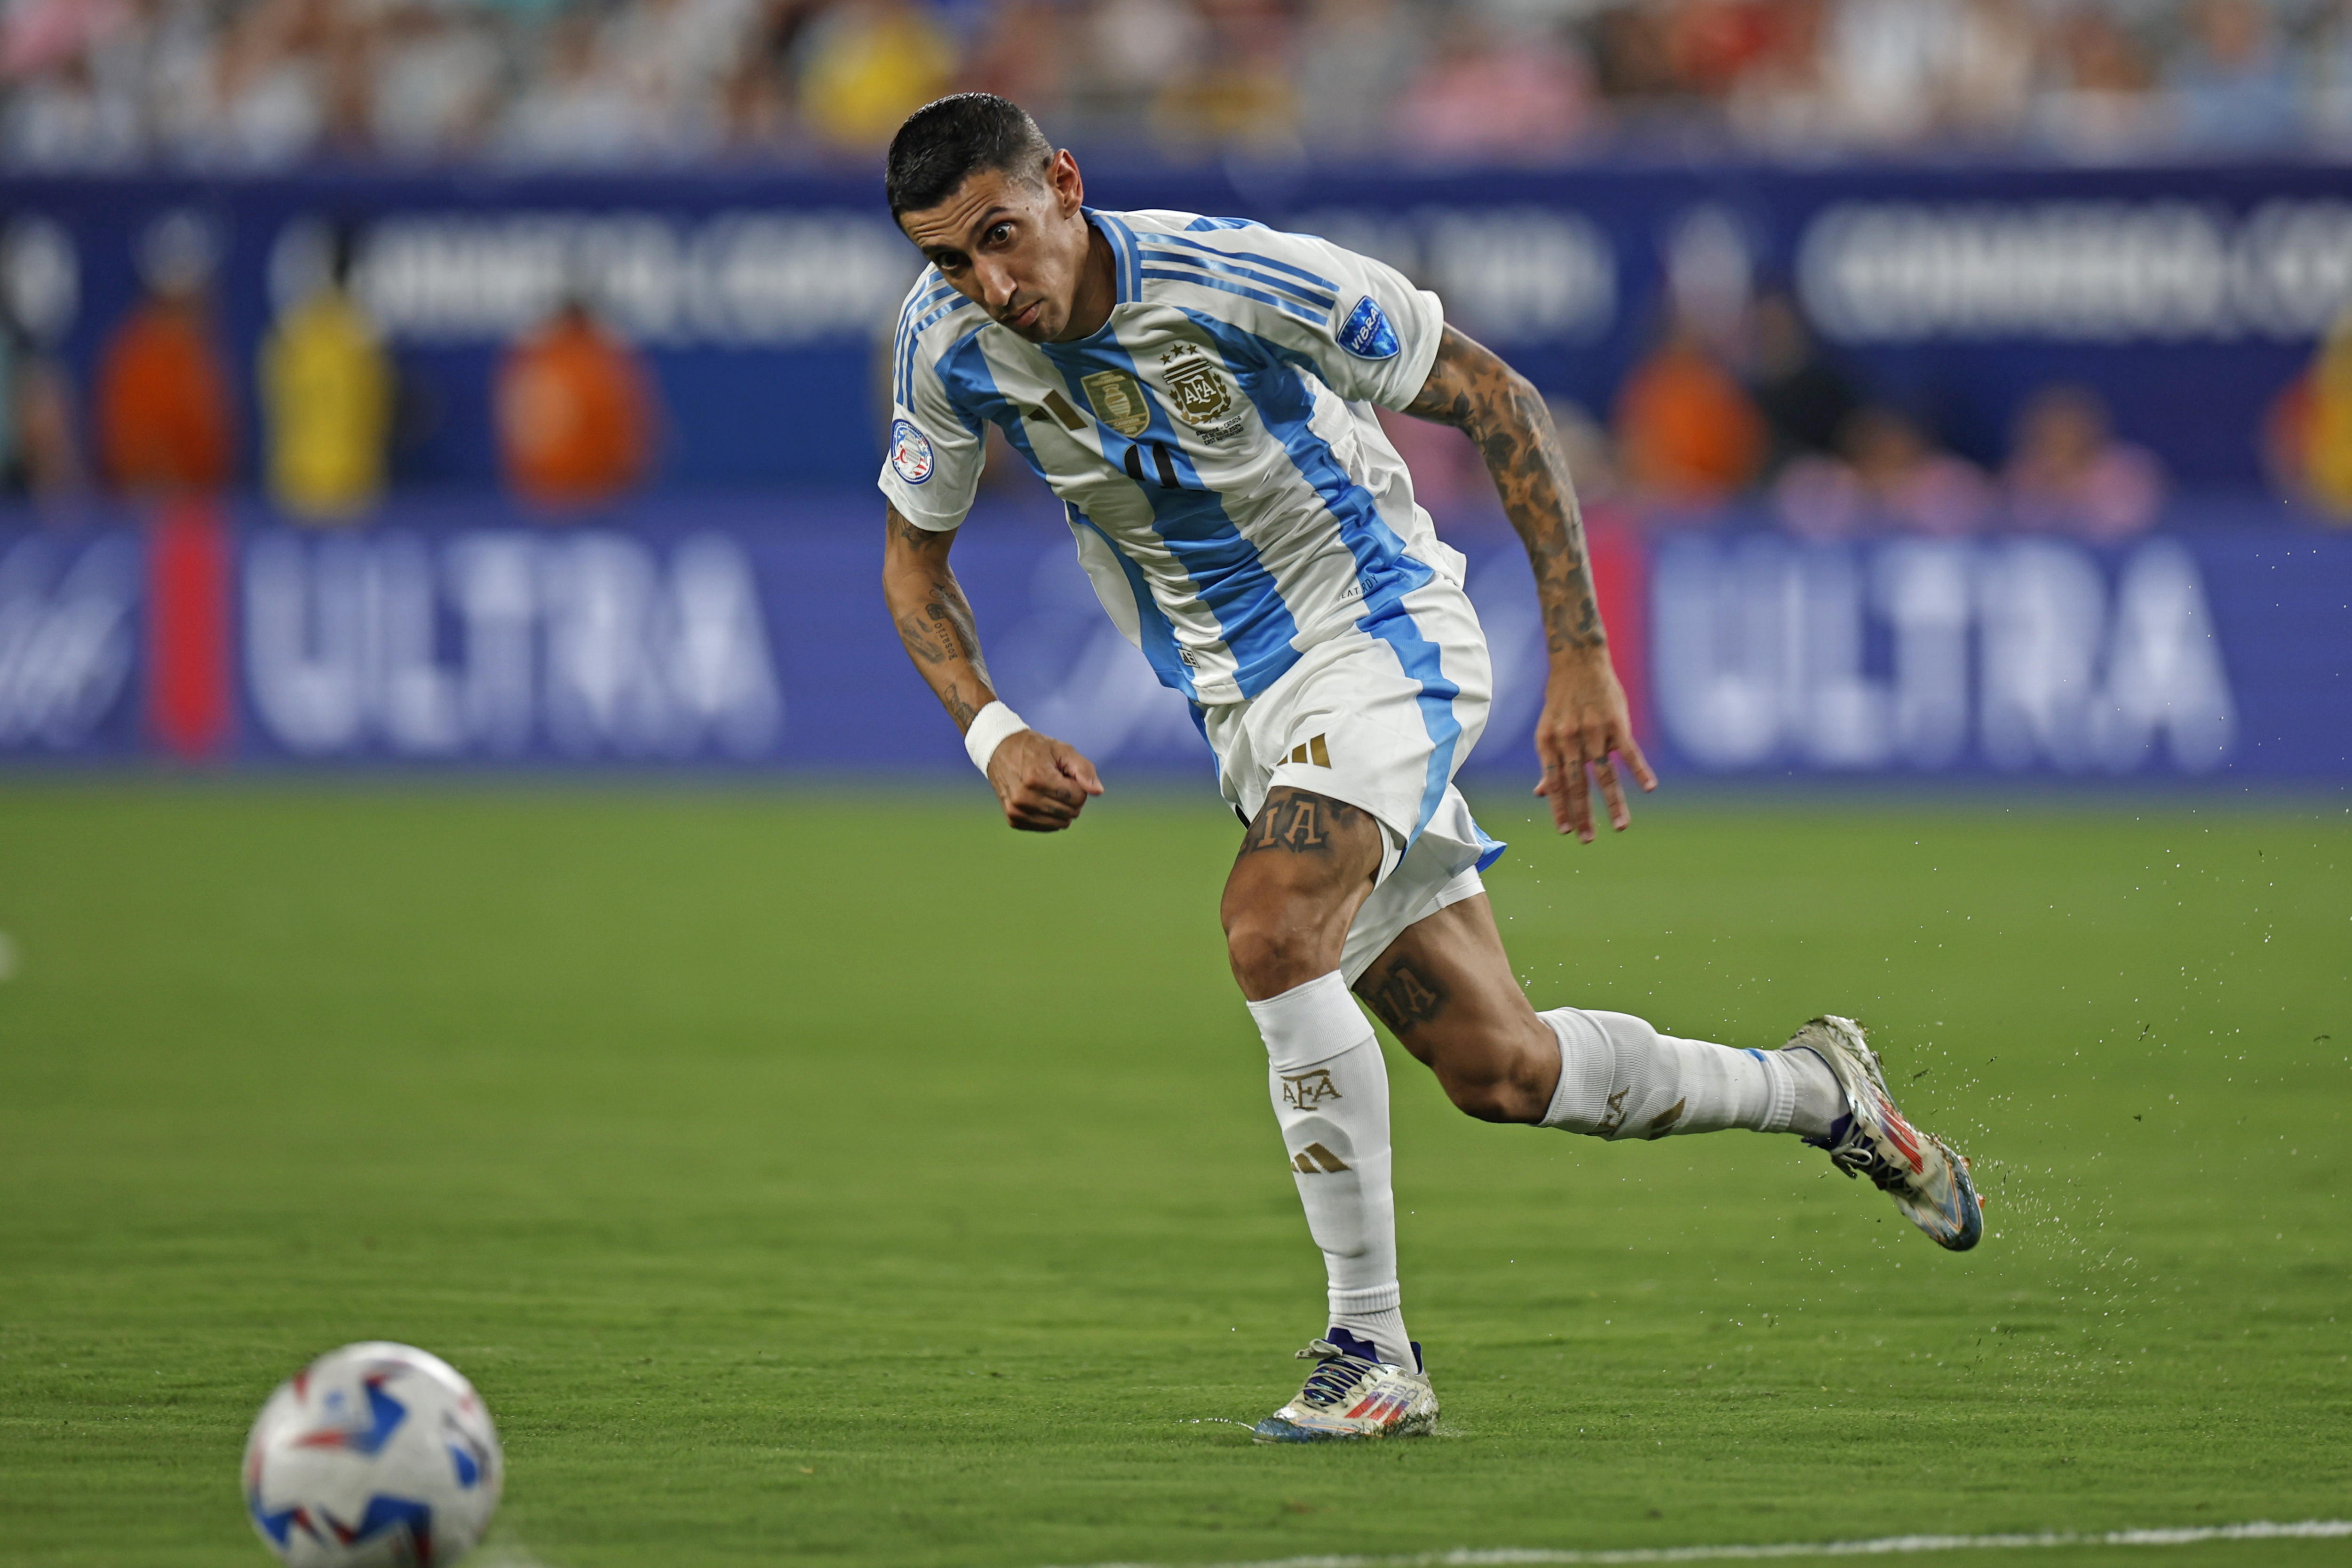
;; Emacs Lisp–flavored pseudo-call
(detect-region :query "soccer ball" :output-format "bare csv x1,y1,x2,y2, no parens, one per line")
242,1342,503,1567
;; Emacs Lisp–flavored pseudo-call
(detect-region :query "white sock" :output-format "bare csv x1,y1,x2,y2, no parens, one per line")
1537,1008,1844,1141
1780,1046,1848,1142
1246,972,1412,1368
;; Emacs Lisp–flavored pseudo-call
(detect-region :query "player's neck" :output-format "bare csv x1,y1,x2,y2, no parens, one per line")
1055,226,1118,342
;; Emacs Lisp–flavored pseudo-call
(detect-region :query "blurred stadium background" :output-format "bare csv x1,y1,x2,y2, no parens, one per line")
3,7,2350,1567
0,0,2344,777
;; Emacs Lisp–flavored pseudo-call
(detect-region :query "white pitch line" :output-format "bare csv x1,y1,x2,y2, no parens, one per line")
1040,1519,2352,1568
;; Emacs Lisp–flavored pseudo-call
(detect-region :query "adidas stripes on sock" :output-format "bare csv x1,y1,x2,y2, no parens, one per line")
1246,971,1412,1368
1538,1008,1843,1142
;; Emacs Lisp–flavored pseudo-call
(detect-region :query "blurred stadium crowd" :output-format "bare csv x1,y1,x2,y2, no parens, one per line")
24,207,2352,539
3,0,2351,168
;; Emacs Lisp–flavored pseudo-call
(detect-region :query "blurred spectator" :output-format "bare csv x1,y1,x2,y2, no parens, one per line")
1295,0,1419,153
1153,0,1297,151
0,0,2341,167
2030,5,2161,155
2265,304,2352,524
1776,405,1991,538
3,52,139,167
964,0,1076,130
796,0,954,149
369,2,505,161
1068,0,1204,145
1613,317,1764,507
95,212,235,496
1398,17,1597,160
498,12,656,164
1725,0,1832,149
494,296,656,510
261,223,392,521
1818,0,1957,147
1744,289,1859,476
2169,0,2299,152
1939,0,2037,143
0,301,79,493
2002,384,2164,541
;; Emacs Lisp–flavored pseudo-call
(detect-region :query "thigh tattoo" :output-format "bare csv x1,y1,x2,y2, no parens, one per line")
1362,955,1449,1035
1238,789,1363,859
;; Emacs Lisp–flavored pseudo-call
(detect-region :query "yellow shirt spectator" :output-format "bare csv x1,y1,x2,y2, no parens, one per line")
799,0,956,150
262,288,392,522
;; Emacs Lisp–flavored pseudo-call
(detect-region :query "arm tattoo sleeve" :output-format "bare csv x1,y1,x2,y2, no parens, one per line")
1404,325,1605,654
883,509,996,729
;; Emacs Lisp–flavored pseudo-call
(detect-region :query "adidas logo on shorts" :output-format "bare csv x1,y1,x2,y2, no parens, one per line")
1287,734,1331,767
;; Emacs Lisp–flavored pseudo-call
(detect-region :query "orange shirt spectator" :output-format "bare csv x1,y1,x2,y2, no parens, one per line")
96,294,234,495
1613,329,1764,505
494,302,654,510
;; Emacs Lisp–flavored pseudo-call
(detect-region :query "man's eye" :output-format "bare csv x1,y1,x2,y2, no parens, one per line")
988,224,1013,244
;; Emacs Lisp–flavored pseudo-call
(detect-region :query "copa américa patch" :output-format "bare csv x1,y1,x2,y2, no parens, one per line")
1337,295,1401,360
888,419,935,485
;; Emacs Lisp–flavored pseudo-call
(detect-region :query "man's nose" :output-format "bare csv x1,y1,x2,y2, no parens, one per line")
975,260,1018,310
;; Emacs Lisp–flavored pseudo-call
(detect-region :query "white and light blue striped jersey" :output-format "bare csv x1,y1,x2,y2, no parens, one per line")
878,207,1466,709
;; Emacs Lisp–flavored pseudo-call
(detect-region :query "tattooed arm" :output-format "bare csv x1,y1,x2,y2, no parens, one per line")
1403,324,1656,840
882,505,1103,831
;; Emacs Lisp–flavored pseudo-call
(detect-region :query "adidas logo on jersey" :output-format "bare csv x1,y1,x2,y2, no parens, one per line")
1287,734,1331,767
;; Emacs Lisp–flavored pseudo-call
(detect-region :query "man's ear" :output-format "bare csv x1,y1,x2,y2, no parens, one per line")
1050,148,1085,216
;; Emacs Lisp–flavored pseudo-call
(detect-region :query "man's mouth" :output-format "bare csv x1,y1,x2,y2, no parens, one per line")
1007,300,1043,330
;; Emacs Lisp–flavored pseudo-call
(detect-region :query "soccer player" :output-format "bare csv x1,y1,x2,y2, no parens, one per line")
877,94,1981,1443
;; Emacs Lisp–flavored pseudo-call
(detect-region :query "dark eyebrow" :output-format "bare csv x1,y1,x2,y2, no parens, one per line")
961,207,1017,245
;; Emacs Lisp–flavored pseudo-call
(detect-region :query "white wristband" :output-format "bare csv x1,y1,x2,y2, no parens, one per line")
963,700,1029,775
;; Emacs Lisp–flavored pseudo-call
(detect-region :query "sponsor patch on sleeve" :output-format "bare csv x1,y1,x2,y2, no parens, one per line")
888,419,935,485
1337,295,1401,360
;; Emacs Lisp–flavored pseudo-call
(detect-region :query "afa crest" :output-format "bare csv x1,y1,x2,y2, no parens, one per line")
1159,344,1244,439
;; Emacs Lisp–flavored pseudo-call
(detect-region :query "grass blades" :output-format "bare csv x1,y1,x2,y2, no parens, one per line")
0,784,2345,1568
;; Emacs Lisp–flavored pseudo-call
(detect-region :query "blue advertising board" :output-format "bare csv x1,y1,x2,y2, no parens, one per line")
4,161,2352,491
2,496,2344,784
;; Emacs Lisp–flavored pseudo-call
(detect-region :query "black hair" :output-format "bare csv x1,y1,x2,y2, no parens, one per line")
884,94,1054,218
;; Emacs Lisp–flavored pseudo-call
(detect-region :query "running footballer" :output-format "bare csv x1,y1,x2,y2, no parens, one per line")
876,94,1982,1443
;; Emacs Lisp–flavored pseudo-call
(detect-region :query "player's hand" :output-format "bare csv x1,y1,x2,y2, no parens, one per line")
1532,648,1656,843
986,729,1105,832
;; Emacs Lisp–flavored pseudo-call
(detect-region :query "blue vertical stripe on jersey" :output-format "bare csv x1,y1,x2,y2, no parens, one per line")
933,325,1021,441
893,275,964,405
1086,210,1144,303
898,292,975,409
1070,507,1198,701
1044,335,1302,699
1184,215,1268,233
1171,307,1434,622
926,343,1196,708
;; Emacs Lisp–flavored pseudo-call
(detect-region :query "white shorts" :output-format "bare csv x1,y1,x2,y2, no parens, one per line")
1201,575,1507,985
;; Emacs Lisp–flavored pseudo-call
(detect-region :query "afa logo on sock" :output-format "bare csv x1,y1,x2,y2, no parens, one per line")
1280,1069,1343,1110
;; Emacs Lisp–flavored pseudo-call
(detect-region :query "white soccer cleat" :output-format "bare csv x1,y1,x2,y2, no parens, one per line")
1787,1014,1984,1252
1251,1329,1438,1443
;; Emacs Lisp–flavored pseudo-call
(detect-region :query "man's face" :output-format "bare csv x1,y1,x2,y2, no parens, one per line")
898,152,1093,343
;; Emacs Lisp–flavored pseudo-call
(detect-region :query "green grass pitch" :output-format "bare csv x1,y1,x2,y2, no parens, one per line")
1,781,2346,1568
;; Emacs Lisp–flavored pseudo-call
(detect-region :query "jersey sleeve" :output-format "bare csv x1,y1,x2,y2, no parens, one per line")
877,338,984,532
1273,231,1446,413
